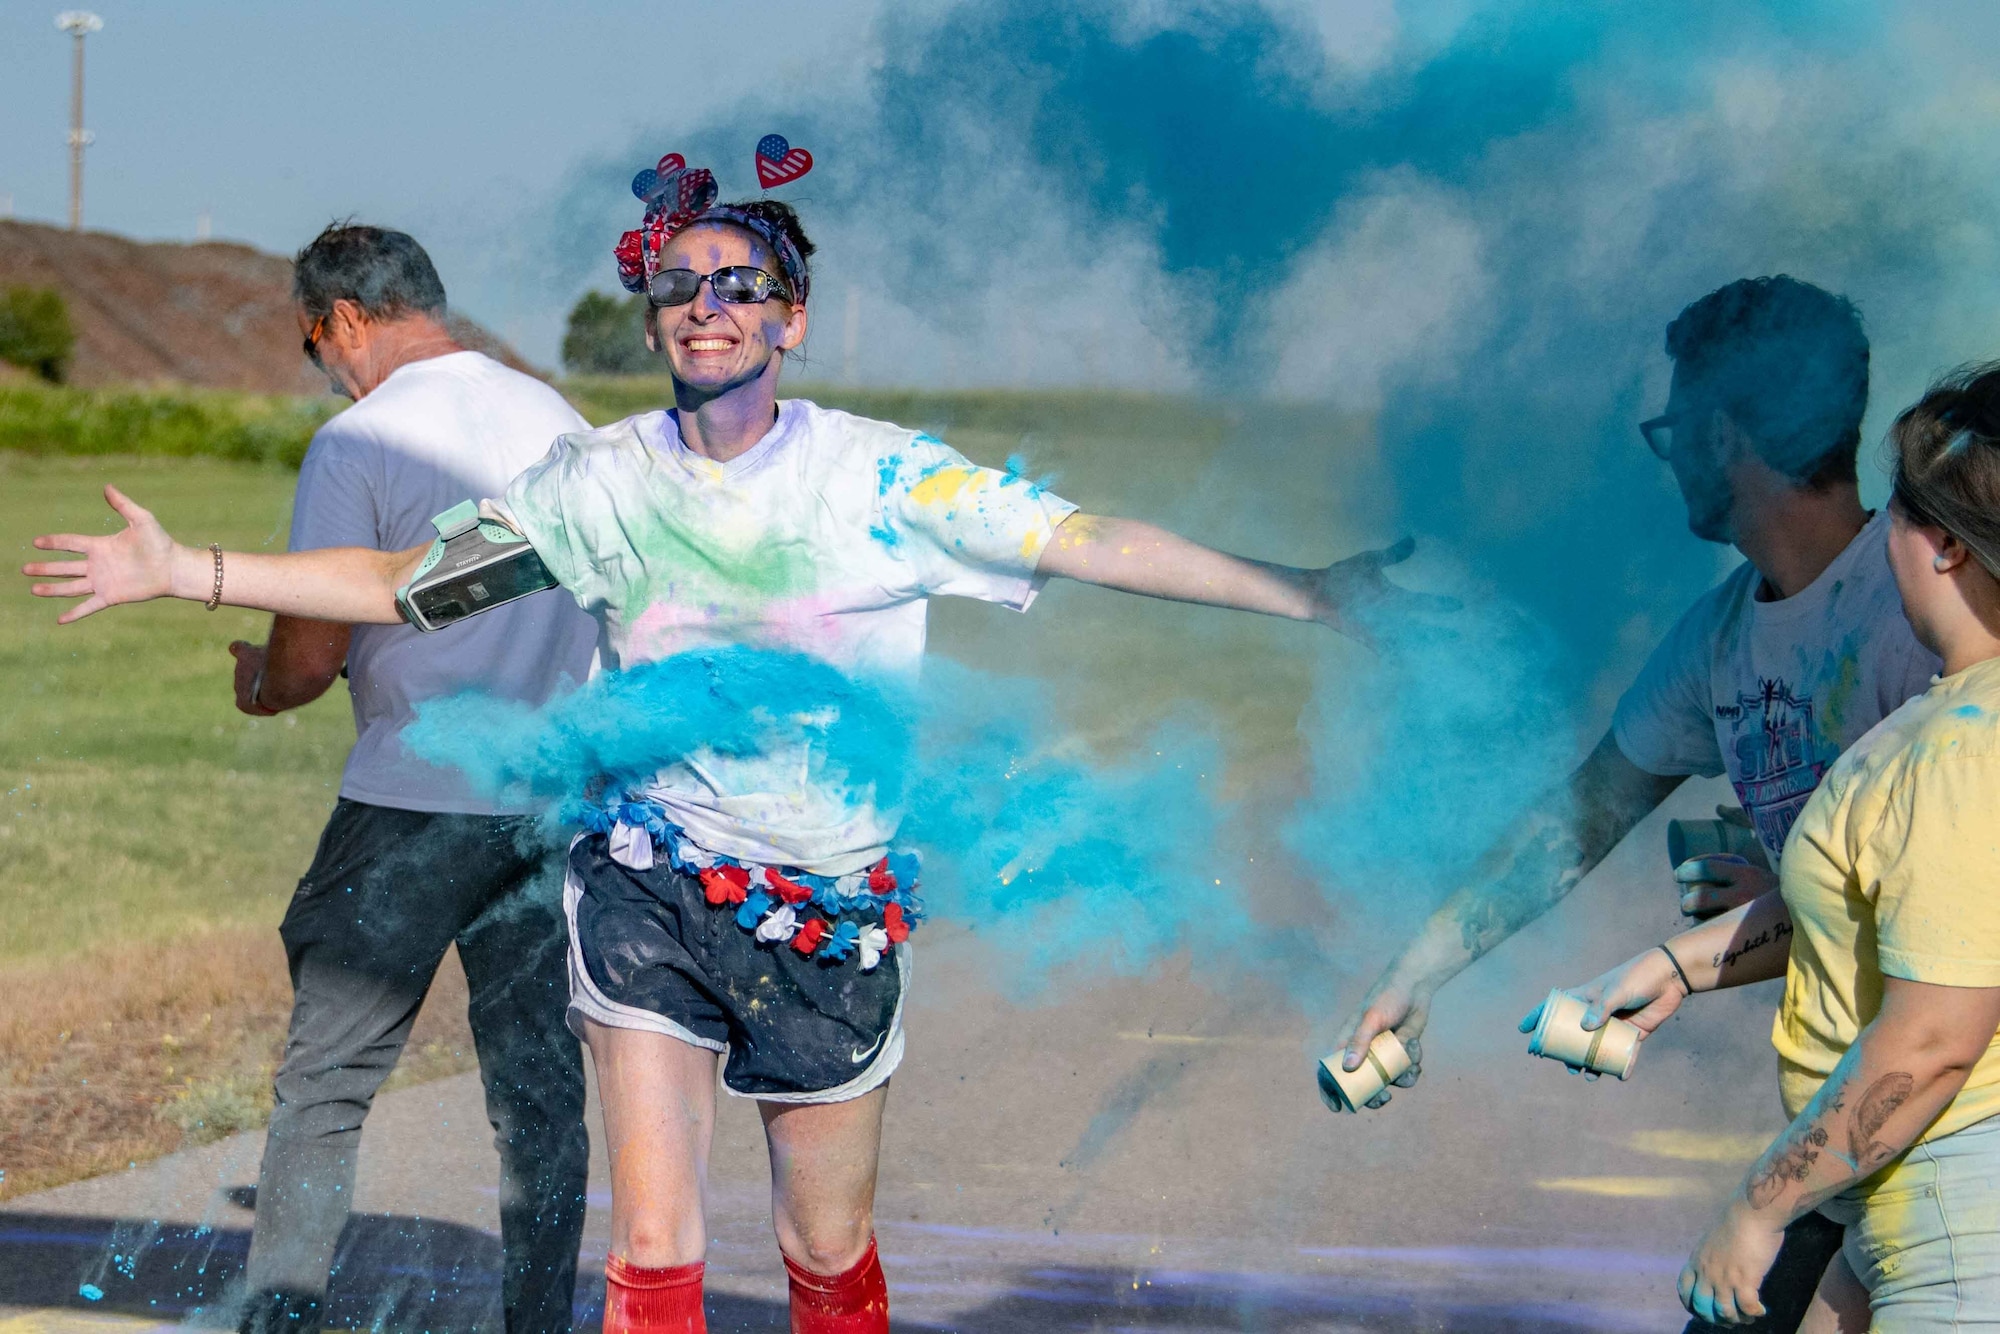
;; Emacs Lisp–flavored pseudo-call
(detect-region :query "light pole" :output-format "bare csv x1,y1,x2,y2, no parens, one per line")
55,11,102,232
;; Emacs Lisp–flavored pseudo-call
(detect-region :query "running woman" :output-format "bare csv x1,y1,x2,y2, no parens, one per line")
23,160,1438,1334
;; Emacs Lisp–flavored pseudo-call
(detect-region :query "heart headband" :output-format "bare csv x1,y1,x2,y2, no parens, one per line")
614,150,810,304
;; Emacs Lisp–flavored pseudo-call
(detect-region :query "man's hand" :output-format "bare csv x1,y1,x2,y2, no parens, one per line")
1676,855,1777,919
229,641,279,717
1331,966,1432,1108
1304,537,1460,648
25,485,192,622
1679,1202,1785,1326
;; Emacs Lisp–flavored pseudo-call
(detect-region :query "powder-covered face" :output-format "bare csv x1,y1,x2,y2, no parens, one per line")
1662,371,1737,544
646,223,807,394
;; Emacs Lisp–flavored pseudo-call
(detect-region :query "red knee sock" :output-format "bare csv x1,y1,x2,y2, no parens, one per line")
604,1253,706,1334
784,1236,889,1334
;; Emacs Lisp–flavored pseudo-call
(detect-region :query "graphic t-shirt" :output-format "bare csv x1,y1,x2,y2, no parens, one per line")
499,398,1078,875
1612,512,1939,861
1775,657,2000,1155
290,351,599,815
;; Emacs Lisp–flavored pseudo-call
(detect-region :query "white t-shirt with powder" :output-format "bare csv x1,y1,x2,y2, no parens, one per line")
499,398,1078,876
290,351,600,815
1611,511,1940,861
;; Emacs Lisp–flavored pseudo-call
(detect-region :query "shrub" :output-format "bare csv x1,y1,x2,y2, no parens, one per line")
560,290,654,375
0,379,336,466
0,286,77,383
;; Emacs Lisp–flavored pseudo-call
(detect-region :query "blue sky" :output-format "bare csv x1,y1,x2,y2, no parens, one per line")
0,1,886,361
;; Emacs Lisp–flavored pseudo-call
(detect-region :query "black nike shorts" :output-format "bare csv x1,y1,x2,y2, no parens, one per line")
562,833,907,1102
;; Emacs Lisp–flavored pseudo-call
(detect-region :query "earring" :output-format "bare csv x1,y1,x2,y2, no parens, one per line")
1935,555,1953,572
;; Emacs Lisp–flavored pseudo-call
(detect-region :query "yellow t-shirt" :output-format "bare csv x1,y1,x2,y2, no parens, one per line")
1775,656,2000,1145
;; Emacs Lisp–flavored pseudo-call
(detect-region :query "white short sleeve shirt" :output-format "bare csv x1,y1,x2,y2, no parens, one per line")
501,398,1077,873
1611,511,1940,861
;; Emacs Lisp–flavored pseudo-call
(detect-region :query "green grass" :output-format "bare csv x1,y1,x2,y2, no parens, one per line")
0,453,353,963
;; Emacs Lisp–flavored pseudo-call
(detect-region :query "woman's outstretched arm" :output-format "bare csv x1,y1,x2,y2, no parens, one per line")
1035,513,1454,645
24,485,421,625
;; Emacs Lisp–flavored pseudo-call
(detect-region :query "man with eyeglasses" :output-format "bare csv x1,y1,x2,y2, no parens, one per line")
229,223,597,1334
1333,275,1939,1333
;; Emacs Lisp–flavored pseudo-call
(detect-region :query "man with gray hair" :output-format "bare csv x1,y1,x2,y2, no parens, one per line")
228,223,597,1333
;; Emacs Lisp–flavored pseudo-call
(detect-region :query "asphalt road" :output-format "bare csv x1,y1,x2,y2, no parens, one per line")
0,775,1793,1332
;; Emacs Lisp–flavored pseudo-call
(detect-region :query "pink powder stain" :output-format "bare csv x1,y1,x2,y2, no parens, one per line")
623,588,872,665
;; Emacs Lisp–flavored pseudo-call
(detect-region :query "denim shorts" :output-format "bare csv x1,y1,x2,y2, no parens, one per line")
1823,1113,2000,1329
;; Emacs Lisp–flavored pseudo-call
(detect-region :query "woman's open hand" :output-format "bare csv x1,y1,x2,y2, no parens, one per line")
1306,538,1461,647
23,485,187,623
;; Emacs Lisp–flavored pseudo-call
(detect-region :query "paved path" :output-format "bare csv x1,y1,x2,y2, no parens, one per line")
0,777,1788,1331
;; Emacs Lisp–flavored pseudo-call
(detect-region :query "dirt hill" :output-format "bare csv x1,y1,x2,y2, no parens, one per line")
0,219,536,392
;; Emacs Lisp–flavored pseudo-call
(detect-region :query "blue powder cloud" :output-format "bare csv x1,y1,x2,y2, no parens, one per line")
406,648,1260,992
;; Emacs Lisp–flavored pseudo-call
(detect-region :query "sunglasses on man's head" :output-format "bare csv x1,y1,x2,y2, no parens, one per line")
647,266,792,307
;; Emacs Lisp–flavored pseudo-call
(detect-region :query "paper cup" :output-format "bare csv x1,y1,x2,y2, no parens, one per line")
1666,817,1769,871
1526,989,1640,1080
1317,1031,1412,1113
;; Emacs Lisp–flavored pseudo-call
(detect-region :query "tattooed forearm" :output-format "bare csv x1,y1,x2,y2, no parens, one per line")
1745,1125,1828,1209
1715,919,1793,972
1453,830,1586,960
1849,1072,1916,1173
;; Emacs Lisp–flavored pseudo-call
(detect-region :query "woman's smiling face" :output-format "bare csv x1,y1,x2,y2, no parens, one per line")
645,222,807,394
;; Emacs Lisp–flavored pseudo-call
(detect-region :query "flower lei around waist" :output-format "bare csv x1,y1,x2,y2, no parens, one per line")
574,798,921,971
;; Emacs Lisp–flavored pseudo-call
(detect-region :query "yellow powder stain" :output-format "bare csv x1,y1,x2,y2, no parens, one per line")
1627,1128,1771,1164
1533,1175,1707,1199
0,1315,174,1334
908,466,986,508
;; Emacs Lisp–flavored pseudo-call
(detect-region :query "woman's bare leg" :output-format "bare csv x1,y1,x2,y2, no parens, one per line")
760,1084,889,1273
1798,1248,1869,1334
586,1020,720,1265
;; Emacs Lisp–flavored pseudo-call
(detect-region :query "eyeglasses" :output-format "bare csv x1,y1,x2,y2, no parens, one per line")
646,266,792,307
302,316,326,368
1639,407,1702,459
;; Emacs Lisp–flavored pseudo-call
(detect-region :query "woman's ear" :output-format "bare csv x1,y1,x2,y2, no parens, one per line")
1936,533,1973,575
778,302,809,353
643,305,661,354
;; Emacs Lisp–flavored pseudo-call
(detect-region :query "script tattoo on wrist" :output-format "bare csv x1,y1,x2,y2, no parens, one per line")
1849,1072,1915,1173
1746,1124,1827,1209
1714,919,1794,972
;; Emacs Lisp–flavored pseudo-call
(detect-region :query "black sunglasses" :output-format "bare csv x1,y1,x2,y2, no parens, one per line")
647,266,792,307
302,315,326,368
1639,407,1702,459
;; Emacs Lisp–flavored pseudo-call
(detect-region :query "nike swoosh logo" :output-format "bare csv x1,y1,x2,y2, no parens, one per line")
851,1032,887,1064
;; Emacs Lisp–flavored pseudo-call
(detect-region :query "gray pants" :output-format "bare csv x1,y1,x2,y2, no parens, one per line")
240,800,588,1334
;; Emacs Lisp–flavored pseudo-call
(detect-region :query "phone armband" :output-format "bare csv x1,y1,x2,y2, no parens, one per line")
395,500,558,632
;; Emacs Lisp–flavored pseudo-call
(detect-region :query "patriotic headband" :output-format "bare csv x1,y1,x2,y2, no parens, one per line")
613,152,810,305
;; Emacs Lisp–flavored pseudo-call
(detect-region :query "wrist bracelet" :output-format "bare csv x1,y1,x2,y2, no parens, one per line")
204,543,224,611
1658,942,1695,997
